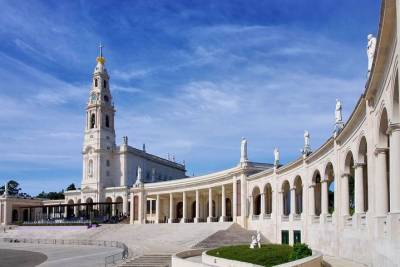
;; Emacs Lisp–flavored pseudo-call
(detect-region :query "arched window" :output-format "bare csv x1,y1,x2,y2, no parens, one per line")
88,159,93,176
104,95,109,102
94,79,98,87
106,160,110,167
105,115,110,128
103,80,107,88
90,114,96,128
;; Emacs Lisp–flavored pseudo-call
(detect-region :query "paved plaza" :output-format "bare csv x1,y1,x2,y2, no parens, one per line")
0,243,122,267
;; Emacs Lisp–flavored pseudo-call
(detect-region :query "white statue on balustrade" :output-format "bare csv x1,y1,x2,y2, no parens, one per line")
301,130,311,156
334,99,344,136
274,148,280,167
240,137,248,163
135,165,143,186
367,34,376,76
256,230,261,248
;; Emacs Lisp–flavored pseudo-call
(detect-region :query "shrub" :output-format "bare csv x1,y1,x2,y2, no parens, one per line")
289,243,312,261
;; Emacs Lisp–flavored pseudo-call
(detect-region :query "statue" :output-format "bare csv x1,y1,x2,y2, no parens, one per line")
3,181,8,197
274,148,280,167
302,130,311,156
335,99,342,123
240,137,248,163
135,165,142,185
334,99,344,136
123,136,128,145
367,34,377,75
304,130,310,148
151,168,156,182
256,230,261,248
249,235,257,249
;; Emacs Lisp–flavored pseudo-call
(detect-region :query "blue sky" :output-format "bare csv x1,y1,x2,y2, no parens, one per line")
0,0,380,195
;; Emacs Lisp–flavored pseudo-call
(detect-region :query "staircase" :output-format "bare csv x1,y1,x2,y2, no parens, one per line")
193,223,266,248
119,254,171,267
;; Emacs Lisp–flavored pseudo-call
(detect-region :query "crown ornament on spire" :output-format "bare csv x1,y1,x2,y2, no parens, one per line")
96,43,105,64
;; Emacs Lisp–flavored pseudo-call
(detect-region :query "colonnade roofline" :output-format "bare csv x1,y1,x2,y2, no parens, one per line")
365,0,395,100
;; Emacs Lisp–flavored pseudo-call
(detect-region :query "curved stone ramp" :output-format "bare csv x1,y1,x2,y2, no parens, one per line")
0,248,47,267
323,255,367,267
193,223,268,249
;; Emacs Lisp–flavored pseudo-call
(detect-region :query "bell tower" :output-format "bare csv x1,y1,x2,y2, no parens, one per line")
81,45,116,201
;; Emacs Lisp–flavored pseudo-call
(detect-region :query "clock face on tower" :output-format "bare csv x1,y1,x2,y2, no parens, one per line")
91,93,97,102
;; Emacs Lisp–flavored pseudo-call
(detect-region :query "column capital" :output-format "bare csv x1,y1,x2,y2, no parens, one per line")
353,162,366,169
321,178,329,183
341,173,351,178
388,122,400,134
308,184,315,188
290,187,296,191
374,146,389,155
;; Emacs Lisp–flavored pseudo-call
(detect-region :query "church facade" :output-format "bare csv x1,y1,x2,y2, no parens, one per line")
1,0,400,265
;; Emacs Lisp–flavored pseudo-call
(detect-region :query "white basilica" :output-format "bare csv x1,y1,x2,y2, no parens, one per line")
1,0,400,266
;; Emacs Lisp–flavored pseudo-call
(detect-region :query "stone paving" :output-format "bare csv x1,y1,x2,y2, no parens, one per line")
0,242,122,267
0,223,233,257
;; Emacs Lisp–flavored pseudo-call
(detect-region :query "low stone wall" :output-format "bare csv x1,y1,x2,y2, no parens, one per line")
172,249,322,267
172,249,206,267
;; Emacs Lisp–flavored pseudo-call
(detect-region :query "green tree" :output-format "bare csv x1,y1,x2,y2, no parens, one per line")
0,180,21,195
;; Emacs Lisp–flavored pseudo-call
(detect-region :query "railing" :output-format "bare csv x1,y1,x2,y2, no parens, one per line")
360,214,367,227
281,215,289,222
312,215,320,224
196,218,207,223
209,217,219,222
0,238,128,267
326,214,333,223
345,216,353,227
263,213,271,220
293,214,301,221
252,215,260,221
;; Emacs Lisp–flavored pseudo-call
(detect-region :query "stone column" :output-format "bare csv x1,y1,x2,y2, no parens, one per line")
232,178,237,221
220,185,226,222
321,179,328,216
249,196,254,216
74,205,78,218
168,193,174,223
130,193,134,224
260,193,265,216
46,206,50,220
341,173,350,217
375,148,389,215
354,163,365,214
123,195,128,215
207,188,213,222
112,200,116,216
155,194,160,224
290,188,296,216
309,184,315,218
181,191,187,223
389,123,400,213
195,190,200,223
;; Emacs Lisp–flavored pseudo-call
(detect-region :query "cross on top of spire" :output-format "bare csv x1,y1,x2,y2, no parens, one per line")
96,43,105,64
99,43,104,57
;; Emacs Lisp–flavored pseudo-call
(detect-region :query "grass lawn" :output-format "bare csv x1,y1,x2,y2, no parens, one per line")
206,244,294,267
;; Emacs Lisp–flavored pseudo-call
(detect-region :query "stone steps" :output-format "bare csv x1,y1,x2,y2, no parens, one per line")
193,223,265,248
119,254,171,267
